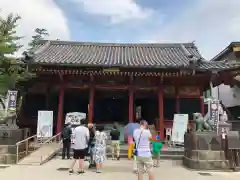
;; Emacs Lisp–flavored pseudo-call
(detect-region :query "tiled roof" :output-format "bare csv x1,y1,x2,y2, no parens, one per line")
30,40,236,70
211,42,240,61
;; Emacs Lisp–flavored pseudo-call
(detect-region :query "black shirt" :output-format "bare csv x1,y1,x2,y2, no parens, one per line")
61,127,72,142
110,129,120,140
89,128,95,144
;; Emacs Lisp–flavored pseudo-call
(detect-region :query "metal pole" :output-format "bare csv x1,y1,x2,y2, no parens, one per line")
16,145,19,163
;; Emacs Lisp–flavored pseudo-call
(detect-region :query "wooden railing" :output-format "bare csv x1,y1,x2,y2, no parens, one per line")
15,134,37,163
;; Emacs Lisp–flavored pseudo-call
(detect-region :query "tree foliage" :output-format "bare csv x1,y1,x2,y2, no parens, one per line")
28,28,49,51
0,13,35,95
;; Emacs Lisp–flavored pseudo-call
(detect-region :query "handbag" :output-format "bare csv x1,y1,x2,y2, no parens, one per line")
133,131,143,156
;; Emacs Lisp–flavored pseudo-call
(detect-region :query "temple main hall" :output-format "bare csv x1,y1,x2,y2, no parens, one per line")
19,40,238,139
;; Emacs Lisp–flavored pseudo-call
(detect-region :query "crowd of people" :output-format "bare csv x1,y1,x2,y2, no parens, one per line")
61,119,163,180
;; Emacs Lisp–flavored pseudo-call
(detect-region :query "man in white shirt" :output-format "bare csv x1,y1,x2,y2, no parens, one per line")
133,120,154,180
69,119,89,174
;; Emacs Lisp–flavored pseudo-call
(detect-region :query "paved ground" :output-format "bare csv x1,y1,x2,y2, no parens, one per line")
0,158,239,180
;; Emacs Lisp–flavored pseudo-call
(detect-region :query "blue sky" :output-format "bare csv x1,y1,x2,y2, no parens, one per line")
54,0,193,42
1,0,240,59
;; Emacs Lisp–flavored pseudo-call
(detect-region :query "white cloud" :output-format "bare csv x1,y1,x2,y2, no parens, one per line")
70,0,153,24
149,0,240,60
0,0,70,56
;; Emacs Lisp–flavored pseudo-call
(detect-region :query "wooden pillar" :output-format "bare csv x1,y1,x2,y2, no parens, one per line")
158,86,164,140
200,96,204,116
176,86,180,113
45,86,50,110
57,86,64,133
129,90,134,122
88,86,94,123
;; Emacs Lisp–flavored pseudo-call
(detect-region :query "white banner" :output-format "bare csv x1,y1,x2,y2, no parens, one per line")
171,114,189,144
65,112,86,125
37,111,53,138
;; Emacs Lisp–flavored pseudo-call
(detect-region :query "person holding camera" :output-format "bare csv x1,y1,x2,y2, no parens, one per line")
133,120,154,180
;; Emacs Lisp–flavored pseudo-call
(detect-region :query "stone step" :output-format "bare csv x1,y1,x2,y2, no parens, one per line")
58,144,184,160
234,166,240,172
57,151,183,160
182,156,229,170
59,148,184,156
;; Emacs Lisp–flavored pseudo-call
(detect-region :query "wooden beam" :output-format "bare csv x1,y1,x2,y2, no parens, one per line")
233,46,240,52
64,83,162,90
96,84,128,90
64,84,89,89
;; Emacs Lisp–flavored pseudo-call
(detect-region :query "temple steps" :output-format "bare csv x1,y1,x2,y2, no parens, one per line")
58,145,184,160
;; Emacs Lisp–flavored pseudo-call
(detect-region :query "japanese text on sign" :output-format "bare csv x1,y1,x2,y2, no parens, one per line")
209,100,220,132
65,112,86,125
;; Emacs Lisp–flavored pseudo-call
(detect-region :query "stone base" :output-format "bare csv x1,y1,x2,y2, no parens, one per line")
0,144,25,154
0,127,27,145
184,131,222,151
0,144,27,164
0,154,17,164
0,127,30,164
188,150,225,160
183,131,231,170
183,156,229,170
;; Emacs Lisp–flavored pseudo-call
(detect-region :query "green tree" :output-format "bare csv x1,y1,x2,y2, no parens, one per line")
0,13,35,95
28,28,49,51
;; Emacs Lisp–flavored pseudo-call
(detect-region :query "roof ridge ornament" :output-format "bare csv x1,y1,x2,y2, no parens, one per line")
22,41,51,63
180,44,202,68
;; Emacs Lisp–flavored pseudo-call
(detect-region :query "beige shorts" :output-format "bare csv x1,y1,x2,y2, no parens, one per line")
111,140,120,151
136,156,153,173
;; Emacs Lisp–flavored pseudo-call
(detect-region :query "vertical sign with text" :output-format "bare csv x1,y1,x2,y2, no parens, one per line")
209,100,220,133
5,90,18,112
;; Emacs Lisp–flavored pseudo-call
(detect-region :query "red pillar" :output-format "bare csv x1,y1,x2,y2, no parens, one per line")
129,89,134,122
57,86,64,133
88,86,94,123
158,86,164,140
